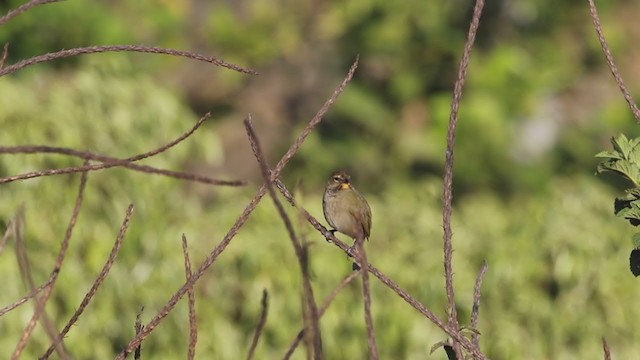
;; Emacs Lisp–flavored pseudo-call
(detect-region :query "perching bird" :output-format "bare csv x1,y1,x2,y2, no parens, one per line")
323,170,372,270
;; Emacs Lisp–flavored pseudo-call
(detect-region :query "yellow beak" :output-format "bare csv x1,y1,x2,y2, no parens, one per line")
340,183,351,190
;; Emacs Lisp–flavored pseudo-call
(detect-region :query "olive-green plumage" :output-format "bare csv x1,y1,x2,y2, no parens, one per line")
323,170,372,243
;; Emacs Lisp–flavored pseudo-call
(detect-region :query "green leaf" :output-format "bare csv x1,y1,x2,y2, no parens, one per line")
596,159,640,186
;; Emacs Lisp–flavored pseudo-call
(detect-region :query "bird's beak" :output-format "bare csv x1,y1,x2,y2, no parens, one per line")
340,183,351,190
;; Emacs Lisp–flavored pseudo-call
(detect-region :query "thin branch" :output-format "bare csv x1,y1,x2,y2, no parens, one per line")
470,261,488,349
284,271,360,359
115,57,359,359
12,209,70,360
0,0,62,26
246,289,269,360
40,204,134,360
0,145,245,186
442,0,485,357
0,43,9,70
12,169,88,360
244,116,322,358
0,113,244,186
0,272,55,317
0,219,12,255
134,307,144,360
588,0,640,123
0,45,257,78
357,243,378,359
181,234,198,360
602,337,611,360
273,179,487,360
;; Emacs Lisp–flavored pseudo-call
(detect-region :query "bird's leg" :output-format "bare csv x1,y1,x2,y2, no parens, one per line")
326,229,337,243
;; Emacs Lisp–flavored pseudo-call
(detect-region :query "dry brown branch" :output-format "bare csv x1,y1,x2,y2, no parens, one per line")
134,307,144,360
284,271,360,359
355,241,378,359
0,145,244,186
0,45,257,78
0,113,244,186
40,204,134,360
181,234,198,360
0,273,56,317
588,0,640,123
244,116,323,358
0,0,62,26
0,219,12,255
602,337,611,360
12,169,88,359
12,208,70,360
442,0,485,357
471,261,488,349
115,57,359,359
0,43,9,70
273,179,487,359
246,289,269,360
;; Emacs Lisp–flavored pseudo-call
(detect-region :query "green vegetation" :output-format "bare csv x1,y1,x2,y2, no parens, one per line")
1,0,640,358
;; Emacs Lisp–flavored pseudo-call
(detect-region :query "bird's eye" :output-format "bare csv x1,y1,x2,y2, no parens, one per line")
333,176,341,182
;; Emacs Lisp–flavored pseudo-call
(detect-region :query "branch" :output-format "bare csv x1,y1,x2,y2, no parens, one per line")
284,271,359,359
115,57,358,359
602,337,611,360
0,43,9,70
0,113,244,186
40,204,134,360
588,0,640,123
0,45,257,78
12,169,88,359
181,235,198,360
442,0,485,357
244,115,322,358
134,307,144,360
356,242,378,359
471,261,488,349
246,289,269,360
0,0,62,26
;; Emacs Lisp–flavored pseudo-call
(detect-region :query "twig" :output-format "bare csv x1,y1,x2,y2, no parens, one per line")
134,307,144,360
115,57,359,359
0,219,12,255
13,202,69,360
0,272,56,317
0,45,257,78
12,169,88,359
40,204,134,360
244,116,322,358
284,271,359,359
273,179,488,359
602,337,611,360
355,240,378,359
0,145,245,186
471,261,488,349
0,43,9,70
246,289,269,360
181,235,198,360
0,0,61,26
442,0,485,357
0,113,244,186
588,0,640,123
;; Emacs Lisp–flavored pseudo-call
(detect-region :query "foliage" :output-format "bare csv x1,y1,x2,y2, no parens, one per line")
596,134,640,276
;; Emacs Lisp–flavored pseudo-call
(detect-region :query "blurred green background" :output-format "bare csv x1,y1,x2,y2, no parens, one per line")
1,0,640,359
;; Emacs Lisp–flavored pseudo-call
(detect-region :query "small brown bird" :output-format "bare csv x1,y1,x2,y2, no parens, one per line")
323,170,372,270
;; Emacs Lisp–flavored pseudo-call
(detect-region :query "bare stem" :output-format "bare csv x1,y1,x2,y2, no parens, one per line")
40,204,134,359
441,0,485,357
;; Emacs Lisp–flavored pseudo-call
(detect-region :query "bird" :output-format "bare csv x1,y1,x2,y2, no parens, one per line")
323,170,372,270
